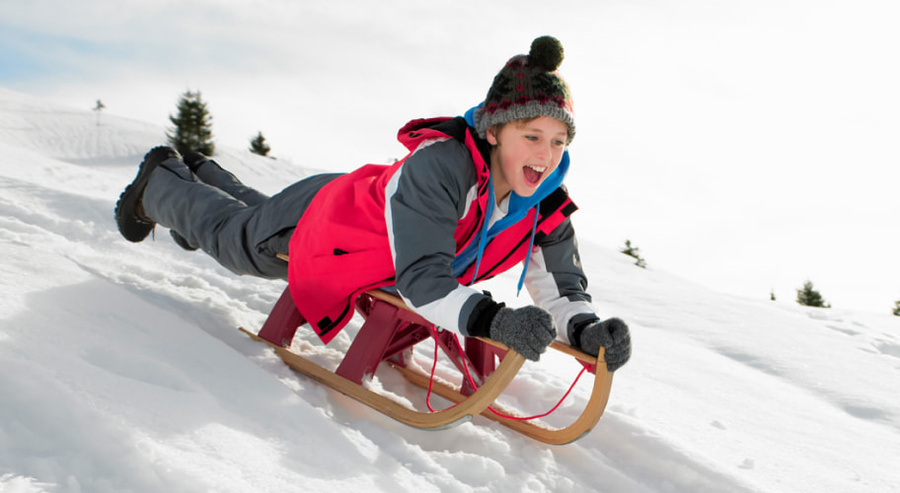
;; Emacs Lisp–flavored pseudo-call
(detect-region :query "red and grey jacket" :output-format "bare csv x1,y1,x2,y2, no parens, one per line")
288,117,596,344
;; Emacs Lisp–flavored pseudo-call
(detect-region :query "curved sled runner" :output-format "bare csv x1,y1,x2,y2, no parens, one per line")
390,339,613,445
242,285,613,444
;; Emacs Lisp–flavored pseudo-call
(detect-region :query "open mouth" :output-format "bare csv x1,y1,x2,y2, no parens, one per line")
523,165,547,186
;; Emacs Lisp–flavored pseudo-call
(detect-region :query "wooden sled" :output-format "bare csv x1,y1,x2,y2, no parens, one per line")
242,285,614,445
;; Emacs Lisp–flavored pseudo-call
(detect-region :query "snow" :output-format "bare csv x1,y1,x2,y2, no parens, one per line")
1,87,899,492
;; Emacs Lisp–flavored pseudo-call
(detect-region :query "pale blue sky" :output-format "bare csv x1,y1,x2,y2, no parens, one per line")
0,25,95,82
3,0,899,313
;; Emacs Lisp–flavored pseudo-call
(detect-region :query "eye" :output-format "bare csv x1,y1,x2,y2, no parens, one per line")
525,135,538,142
553,139,566,147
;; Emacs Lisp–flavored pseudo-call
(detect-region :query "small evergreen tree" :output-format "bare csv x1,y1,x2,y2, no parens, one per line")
770,290,776,301
892,300,900,317
167,90,215,156
796,281,830,308
249,131,271,157
93,99,105,126
620,239,647,268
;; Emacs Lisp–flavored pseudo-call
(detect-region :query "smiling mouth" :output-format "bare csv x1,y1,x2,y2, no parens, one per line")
523,165,547,186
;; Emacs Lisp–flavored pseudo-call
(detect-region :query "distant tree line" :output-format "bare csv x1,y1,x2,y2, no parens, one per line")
167,90,215,156
795,281,830,308
93,99,105,126
620,240,646,268
249,131,271,157
166,89,274,158
782,280,900,316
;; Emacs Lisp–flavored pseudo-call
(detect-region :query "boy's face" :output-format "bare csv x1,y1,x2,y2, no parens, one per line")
486,116,568,201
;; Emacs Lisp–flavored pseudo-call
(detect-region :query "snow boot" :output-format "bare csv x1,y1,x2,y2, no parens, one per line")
115,146,180,242
182,151,209,173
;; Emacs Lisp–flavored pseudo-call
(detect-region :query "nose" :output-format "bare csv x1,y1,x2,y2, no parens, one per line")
536,141,552,162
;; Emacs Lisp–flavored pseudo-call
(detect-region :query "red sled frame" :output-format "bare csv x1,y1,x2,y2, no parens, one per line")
241,287,614,444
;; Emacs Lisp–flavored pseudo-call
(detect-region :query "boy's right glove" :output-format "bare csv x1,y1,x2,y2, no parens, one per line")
488,305,557,361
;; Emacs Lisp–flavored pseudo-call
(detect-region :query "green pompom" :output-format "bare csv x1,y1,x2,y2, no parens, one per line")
529,36,564,71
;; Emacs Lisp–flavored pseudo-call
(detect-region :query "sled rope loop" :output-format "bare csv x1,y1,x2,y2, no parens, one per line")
423,325,589,421
244,267,614,444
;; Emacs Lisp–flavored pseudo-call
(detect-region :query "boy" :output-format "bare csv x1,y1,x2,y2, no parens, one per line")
115,36,631,370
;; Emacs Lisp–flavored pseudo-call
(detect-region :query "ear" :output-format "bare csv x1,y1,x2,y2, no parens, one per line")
486,126,499,146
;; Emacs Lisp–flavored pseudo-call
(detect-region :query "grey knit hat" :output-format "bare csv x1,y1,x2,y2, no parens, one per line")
474,36,575,144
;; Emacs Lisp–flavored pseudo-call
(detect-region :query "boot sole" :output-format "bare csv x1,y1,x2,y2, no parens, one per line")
115,146,179,242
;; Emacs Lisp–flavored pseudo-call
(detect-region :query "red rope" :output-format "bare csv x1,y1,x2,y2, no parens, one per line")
423,329,587,420
424,333,447,412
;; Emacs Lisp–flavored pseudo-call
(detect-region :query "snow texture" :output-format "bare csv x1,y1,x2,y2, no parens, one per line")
1,88,899,492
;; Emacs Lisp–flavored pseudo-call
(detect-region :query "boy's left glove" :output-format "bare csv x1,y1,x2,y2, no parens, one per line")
569,315,632,372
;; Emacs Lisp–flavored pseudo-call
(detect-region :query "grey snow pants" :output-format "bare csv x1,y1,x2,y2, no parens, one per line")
142,155,341,280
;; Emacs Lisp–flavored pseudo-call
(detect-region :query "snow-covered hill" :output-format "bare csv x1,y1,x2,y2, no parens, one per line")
1,88,898,492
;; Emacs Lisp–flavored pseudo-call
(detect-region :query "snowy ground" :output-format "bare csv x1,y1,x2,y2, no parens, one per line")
1,88,898,492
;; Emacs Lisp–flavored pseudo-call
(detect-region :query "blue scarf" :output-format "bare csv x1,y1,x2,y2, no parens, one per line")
451,104,571,293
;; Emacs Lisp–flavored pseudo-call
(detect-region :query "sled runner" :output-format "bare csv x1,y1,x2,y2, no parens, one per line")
242,280,614,444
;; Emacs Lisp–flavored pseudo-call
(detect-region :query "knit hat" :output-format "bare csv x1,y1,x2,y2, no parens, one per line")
474,36,575,144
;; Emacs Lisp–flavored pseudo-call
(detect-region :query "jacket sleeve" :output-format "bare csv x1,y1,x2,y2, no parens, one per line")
385,139,490,335
524,217,598,345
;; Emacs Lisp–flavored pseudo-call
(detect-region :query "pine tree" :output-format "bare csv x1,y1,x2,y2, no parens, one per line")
892,300,900,317
249,131,271,157
620,239,647,268
167,90,215,156
93,99,105,126
796,281,830,308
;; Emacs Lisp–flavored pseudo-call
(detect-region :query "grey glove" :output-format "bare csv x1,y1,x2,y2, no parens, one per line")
569,315,631,372
489,306,557,361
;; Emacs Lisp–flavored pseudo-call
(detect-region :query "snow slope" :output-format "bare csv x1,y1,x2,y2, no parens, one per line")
1,88,898,492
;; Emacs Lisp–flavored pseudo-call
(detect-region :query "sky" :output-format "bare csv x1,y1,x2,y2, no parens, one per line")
2,0,899,313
